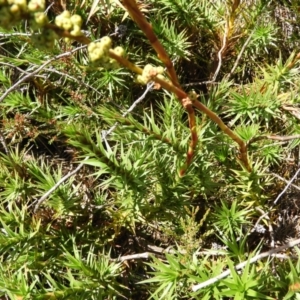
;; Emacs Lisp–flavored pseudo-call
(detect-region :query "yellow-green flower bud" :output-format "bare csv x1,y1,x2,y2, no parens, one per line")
100,36,112,50
14,0,27,10
70,14,82,27
70,24,82,36
10,4,20,14
60,10,71,18
112,46,125,57
55,11,71,28
62,18,72,30
143,64,153,73
89,48,105,62
135,64,164,85
28,0,45,12
136,75,148,85
143,64,154,81
88,42,97,52
33,12,48,27
54,16,63,27
156,66,164,74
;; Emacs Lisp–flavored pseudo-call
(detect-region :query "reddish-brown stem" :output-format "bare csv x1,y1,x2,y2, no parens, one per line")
188,108,198,164
179,101,198,177
122,0,180,88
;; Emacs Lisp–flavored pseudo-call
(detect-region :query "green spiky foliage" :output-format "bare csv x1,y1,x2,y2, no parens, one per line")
1,0,300,299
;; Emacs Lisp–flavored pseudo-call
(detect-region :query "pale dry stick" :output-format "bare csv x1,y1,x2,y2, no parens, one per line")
271,172,300,192
147,244,227,256
117,252,150,262
248,134,300,148
272,253,297,259
269,221,275,250
191,237,300,292
274,167,300,205
44,1,54,14
266,134,300,142
211,20,229,82
147,244,297,260
252,167,300,233
182,81,218,87
0,130,9,155
0,32,31,37
226,28,255,79
0,62,48,84
0,44,87,104
116,251,294,263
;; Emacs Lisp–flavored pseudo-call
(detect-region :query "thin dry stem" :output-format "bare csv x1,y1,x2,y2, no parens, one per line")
226,28,255,79
179,98,198,176
249,134,300,145
212,20,229,82
102,82,154,138
271,172,300,191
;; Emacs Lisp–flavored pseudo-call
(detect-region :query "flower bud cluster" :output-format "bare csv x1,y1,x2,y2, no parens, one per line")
0,0,42,29
136,64,164,85
55,10,83,36
88,36,125,69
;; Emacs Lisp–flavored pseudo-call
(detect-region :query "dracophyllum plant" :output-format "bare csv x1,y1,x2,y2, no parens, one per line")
0,0,252,175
